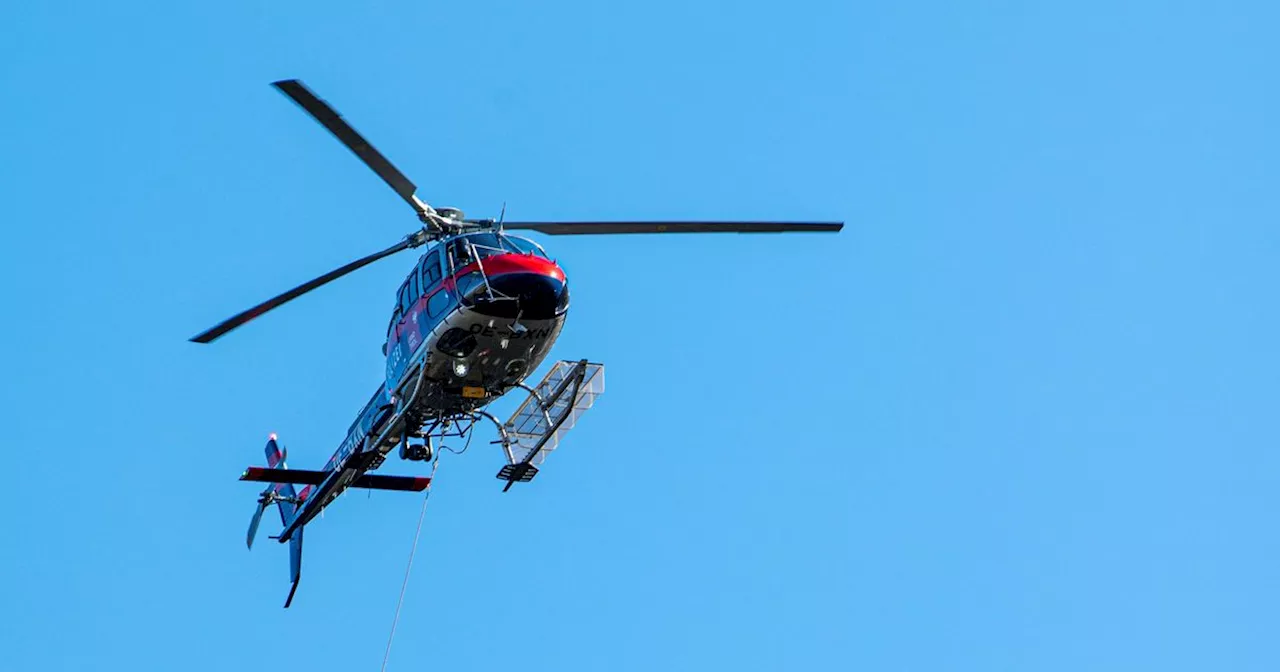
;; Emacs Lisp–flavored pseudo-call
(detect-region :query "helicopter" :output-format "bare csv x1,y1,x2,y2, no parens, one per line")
192,79,843,607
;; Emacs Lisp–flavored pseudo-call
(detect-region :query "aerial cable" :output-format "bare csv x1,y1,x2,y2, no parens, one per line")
380,454,440,672
380,424,474,672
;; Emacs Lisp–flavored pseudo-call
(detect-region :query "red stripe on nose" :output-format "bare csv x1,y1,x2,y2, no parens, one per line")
456,253,565,282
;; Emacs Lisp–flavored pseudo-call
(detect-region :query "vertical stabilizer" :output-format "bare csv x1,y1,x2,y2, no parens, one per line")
264,437,301,525
243,435,308,607
284,527,303,608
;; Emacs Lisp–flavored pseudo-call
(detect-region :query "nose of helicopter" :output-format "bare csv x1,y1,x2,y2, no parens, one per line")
462,255,569,320
484,273,569,319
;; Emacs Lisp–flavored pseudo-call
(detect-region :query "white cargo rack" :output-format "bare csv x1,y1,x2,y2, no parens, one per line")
497,359,605,489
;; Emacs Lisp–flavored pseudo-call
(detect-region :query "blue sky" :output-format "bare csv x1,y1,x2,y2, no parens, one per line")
2,1,1278,670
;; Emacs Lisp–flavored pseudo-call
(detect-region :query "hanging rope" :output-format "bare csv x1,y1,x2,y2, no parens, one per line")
379,426,473,672
380,454,441,672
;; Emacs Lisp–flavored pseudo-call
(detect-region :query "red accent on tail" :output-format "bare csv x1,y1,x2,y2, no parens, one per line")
266,439,285,467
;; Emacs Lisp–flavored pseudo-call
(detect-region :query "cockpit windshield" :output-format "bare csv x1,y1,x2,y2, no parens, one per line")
447,232,549,270
459,232,509,255
503,235,549,258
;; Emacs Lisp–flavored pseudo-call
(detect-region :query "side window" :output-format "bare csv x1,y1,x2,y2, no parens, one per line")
426,289,450,318
387,309,401,337
408,270,419,305
398,282,411,316
421,251,442,287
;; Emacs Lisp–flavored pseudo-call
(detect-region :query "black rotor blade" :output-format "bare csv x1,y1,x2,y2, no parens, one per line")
499,221,844,235
190,238,412,344
272,79,427,215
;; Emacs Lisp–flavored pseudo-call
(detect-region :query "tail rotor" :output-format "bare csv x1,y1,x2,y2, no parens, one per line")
243,434,307,607
247,492,270,549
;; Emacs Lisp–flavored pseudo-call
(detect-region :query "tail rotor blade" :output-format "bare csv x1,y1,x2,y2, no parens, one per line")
247,497,269,549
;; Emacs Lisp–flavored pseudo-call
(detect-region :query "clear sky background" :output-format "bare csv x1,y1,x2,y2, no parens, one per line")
2,1,1277,670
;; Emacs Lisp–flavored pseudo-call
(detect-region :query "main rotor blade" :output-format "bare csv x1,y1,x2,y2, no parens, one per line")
499,221,844,235
272,79,430,217
190,238,412,344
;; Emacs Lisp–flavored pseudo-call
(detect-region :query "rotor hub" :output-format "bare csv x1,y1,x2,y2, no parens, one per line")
436,207,465,221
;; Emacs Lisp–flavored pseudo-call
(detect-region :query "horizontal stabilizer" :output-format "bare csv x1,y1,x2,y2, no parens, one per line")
241,467,430,492
353,473,433,491
242,467,326,485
